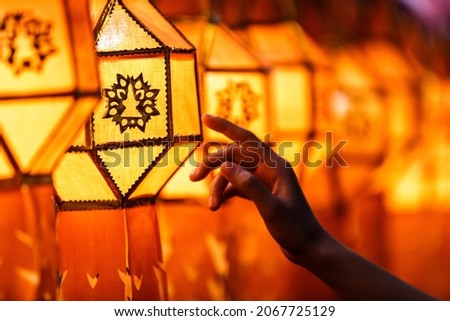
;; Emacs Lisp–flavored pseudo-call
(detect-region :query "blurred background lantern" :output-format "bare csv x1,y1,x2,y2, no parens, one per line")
218,0,332,180
0,0,100,300
314,0,423,168
52,0,201,300
377,0,450,214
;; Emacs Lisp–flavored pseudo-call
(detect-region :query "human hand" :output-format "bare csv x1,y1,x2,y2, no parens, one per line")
189,114,326,264
191,115,437,300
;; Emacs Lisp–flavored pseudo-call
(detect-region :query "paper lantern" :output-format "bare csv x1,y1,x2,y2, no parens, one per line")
221,0,330,141
314,45,387,165
353,40,422,153
242,23,327,139
0,0,100,300
317,38,422,167
52,0,201,300
155,0,270,200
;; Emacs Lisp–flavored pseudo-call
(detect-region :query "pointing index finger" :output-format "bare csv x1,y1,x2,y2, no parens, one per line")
202,114,259,144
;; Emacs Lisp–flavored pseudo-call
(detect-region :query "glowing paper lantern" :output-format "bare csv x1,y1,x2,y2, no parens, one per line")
220,0,330,141
52,0,201,300
0,0,100,300
171,10,270,144
354,40,422,154
241,22,327,139
317,46,387,165
318,38,422,167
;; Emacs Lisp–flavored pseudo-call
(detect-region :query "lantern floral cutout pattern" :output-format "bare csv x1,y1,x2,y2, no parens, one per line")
0,11,57,74
216,80,260,128
103,73,160,133
52,0,201,300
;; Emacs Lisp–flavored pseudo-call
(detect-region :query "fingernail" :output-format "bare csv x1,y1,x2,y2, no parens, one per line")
220,162,237,176
208,195,216,210
190,168,199,178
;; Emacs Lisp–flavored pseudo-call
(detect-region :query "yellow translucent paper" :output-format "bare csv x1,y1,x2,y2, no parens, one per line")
0,138,15,180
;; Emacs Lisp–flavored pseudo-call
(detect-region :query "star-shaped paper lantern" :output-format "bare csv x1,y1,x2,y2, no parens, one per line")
53,0,202,209
52,0,201,301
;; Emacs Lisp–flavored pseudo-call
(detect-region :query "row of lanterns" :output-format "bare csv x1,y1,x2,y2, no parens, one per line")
0,0,448,300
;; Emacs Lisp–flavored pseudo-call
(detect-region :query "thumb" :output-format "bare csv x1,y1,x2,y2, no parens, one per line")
220,162,276,216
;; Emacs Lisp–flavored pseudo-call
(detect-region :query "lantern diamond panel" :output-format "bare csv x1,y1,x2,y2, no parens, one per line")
53,0,202,209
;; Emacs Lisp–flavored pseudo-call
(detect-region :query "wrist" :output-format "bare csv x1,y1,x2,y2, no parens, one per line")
282,224,332,267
